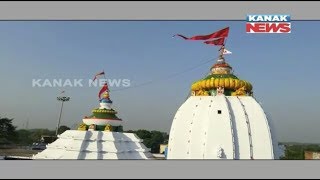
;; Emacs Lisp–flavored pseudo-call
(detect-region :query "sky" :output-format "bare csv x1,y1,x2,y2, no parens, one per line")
0,21,319,143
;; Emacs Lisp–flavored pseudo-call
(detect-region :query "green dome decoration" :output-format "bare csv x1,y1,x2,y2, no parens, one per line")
204,73,239,80
88,108,120,120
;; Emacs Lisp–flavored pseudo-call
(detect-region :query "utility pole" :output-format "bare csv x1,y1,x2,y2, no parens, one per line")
56,96,70,136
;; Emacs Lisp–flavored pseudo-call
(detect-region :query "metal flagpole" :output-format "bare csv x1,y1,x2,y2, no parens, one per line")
224,37,228,46
220,37,228,57
103,70,107,81
219,44,225,57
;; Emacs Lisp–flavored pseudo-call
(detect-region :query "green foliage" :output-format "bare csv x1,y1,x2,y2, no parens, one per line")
14,128,56,145
282,145,305,160
281,144,320,160
126,129,168,153
0,116,17,144
135,129,152,139
149,131,165,153
15,129,33,145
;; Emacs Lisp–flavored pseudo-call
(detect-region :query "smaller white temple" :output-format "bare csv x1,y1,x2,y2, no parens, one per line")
33,130,152,159
33,81,152,159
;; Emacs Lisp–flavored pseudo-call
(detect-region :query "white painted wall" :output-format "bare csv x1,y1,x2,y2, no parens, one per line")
33,130,152,160
167,95,278,159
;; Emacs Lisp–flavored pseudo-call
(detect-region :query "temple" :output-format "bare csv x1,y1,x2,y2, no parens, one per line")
79,83,123,132
33,80,152,159
167,45,280,159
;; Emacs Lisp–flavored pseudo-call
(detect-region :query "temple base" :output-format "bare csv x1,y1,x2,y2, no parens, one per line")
83,118,122,126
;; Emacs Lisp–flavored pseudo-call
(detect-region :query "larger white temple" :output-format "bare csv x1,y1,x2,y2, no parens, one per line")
167,46,280,159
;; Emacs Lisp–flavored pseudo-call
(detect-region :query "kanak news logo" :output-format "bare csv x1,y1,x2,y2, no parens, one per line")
246,14,291,33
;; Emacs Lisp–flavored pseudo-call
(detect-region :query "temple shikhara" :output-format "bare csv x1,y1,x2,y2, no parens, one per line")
33,77,152,160
80,82,123,132
167,27,280,159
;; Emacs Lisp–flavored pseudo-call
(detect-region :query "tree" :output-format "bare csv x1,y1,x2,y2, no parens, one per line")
149,131,165,153
135,129,152,139
0,116,17,144
57,125,70,135
14,129,56,145
162,132,169,144
124,129,169,153
281,144,320,160
15,129,33,145
134,129,166,153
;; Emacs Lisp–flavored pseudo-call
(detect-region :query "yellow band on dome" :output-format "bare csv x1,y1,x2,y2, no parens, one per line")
191,78,252,92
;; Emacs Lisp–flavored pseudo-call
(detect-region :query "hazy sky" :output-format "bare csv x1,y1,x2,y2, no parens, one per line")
0,21,319,143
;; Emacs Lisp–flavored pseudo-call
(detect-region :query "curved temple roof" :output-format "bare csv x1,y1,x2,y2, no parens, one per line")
167,95,280,159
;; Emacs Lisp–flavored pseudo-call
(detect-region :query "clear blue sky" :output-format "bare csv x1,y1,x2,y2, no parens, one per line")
0,21,319,143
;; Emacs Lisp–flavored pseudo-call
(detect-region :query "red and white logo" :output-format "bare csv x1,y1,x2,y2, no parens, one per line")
246,15,291,33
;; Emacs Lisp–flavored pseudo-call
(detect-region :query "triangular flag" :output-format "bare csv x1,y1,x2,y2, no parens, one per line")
174,27,229,40
223,48,232,55
92,71,105,82
98,83,109,99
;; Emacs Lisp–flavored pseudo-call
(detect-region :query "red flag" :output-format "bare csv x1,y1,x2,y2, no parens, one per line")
204,37,225,46
98,83,109,99
174,27,229,40
92,71,105,82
